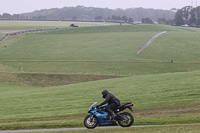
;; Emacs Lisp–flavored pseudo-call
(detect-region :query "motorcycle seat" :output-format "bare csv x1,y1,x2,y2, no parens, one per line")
117,102,132,109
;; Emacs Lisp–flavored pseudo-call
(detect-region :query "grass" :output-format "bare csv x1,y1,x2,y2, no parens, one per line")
50,24,179,34
0,73,123,87
0,33,6,38
0,21,105,30
1,61,199,76
0,71,200,130
0,31,162,61
0,21,200,130
140,31,200,62
0,25,200,75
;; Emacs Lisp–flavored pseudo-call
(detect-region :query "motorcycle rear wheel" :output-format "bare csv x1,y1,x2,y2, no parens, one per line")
84,115,98,129
118,112,134,127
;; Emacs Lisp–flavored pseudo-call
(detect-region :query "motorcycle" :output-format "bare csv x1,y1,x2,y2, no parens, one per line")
84,102,134,129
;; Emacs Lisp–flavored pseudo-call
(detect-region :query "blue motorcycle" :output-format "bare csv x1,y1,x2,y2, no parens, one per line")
84,102,134,129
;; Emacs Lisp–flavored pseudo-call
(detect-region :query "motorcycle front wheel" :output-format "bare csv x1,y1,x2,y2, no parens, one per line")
118,112,134,127
84,115,98,129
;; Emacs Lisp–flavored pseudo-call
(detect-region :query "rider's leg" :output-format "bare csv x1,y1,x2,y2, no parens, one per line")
106,103,117,118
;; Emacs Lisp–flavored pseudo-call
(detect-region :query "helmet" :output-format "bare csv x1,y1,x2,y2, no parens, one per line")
102,90,109,99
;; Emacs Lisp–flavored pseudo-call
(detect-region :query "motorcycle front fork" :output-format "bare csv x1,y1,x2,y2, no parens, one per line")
90,114,95,122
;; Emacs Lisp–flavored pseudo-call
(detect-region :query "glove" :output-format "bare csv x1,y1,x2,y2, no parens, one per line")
96,105,100,108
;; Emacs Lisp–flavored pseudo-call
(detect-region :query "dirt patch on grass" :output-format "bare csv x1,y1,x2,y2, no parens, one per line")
0,72,123,87
135,104,200,118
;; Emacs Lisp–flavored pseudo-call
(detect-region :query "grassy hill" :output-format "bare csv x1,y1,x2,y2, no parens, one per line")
0,21,100,30
0,71,199,129
1,24,199,76
0,22,200,130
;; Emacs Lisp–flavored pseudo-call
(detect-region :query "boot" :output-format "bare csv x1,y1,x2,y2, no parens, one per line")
111,112,117,119
107,108,117,119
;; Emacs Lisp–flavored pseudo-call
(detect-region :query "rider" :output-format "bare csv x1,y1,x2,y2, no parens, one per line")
96,90,121,119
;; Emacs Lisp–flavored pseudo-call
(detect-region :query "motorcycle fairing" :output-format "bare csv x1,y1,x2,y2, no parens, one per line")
89,108,117,126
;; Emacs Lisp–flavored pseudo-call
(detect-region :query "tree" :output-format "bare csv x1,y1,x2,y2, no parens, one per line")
142,17,154,24
107,16,111,20
37,16,46,20
111,15,117,20
189,8,197,25
107,15,133,23
181,6,192,24
197,6,200,25
166,19,175,25
157,18,167,24
122,15,128,22
175,9,184,26
128,18,134,24
13,14,20,19
22,6,175,21
2,13,11,19
174,6,200,26
95,16,102,21
72,16,77,20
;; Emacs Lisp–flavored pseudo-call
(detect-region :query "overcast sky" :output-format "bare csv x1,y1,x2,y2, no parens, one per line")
0,0,199,14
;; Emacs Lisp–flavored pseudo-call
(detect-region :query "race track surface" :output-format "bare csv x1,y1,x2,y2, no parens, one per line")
0,30,26,34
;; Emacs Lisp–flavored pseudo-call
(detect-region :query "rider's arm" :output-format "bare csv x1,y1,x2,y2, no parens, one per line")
99,95,111,106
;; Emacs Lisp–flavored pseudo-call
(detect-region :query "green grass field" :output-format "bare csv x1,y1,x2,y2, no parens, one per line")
1,24,200,75
0,21,200,131
0,71,200,130
0,21,103,30
0,33,6,38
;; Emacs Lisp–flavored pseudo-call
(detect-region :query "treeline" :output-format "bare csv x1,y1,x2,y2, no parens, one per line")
0,6,175,22
2,6,200,27
0,13,29,20
175,6,200,26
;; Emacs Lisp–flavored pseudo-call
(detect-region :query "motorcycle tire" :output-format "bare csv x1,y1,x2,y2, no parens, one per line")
84,115,98,129
118,112,134,127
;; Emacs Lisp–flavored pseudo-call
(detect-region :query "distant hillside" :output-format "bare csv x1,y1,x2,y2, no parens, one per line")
23,6,175,21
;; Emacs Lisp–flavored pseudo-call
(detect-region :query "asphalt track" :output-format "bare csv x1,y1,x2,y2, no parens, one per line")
136,31,167,55
0,124,200,133
0,30,26,34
